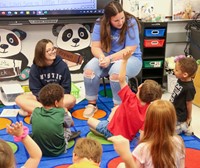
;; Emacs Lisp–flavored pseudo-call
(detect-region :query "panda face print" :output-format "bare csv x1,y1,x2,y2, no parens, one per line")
7,33,19,46
78,27,89,40
57,24,91,51
0,29,21,57
62,29,73,43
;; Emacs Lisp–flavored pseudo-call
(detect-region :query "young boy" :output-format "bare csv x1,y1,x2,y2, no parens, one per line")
31,83,81,156
69,137,102,168
170,56,198,135
87,51,162,141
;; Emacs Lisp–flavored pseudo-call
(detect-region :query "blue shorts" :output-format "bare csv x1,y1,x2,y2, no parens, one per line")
96,120,113,138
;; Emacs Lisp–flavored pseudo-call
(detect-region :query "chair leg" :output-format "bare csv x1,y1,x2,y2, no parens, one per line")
134,77,139,90
102,77,107,97
128,77,139,93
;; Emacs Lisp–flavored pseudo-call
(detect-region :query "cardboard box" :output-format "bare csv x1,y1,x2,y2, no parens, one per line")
193,65,200,107
1,84,24,102
167,74,177,93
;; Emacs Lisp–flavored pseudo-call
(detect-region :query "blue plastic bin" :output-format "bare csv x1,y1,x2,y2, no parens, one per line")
145,28,166,37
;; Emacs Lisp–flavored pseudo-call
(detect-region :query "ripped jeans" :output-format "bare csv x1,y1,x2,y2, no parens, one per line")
83,56,142,105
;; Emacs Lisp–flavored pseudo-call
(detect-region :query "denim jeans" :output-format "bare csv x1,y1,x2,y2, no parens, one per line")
83,56,142,105
96,120,113,138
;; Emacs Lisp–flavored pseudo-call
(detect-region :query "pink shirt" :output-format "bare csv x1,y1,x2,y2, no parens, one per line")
132,136,185,168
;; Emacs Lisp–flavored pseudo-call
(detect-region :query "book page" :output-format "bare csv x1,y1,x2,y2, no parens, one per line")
0,109,19,117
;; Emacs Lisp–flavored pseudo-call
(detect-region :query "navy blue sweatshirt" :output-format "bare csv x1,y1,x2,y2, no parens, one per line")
29,56,71,98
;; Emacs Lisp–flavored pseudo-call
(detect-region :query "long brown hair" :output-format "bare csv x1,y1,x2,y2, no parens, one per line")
140,100,184,168
33,39,53,67
98,1,140,53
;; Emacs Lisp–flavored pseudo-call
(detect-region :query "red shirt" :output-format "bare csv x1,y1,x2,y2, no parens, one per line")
108,85,149,141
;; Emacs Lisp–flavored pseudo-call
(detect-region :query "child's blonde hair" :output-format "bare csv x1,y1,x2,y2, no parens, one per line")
73,138,102,163
140,100,184,168
0,139,15,168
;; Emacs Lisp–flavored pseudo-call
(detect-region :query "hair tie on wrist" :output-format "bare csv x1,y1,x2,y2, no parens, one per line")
14,126,29,142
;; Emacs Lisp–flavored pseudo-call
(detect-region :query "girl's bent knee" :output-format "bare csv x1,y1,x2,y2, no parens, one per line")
84,69,95,79
110,73,119,82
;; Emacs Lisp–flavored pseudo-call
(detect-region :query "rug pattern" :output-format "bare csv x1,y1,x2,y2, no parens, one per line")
0,85,200,168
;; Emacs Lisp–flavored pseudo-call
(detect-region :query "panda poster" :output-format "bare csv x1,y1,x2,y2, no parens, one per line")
52,23,94,82
0,23,94,83
0,29,29,82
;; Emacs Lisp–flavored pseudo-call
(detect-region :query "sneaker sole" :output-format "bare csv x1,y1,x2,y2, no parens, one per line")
90,127,106,138
69,131,81,141
83,108,98,118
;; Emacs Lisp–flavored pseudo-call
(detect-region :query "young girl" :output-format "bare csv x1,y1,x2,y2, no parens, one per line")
15,39,76,116
83,1,142,118
109,100,185,168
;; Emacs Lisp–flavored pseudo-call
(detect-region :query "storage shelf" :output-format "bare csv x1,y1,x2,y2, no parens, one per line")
142,76,163,79
142,67,163,70
140,22,167,86
143,56,165,59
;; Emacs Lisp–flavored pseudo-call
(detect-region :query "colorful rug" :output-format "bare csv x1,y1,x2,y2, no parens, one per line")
0,85,200,168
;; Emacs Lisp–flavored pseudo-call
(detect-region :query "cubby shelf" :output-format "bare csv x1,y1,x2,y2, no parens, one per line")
140,22,168,86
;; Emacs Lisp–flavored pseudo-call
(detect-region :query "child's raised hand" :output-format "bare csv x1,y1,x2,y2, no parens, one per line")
6,121,24,137
108,135,131,157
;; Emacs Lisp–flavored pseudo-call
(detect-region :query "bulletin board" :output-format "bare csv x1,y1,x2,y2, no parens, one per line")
122,0,172,19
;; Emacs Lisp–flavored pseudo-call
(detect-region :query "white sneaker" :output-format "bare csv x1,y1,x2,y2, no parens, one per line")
83,104,98,118
184,125,194,136
18,109,29,117
176,125,182,134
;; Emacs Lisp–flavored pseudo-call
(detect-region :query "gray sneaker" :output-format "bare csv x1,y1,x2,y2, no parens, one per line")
83,104,98,118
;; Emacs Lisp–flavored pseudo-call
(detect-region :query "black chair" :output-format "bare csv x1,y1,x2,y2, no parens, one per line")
102,76,110,97
102,76,139,97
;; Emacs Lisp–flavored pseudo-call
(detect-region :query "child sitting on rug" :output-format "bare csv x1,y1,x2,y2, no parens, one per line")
1,121,42,168
31,83,81,157
109,100,185,168
87,50,162,141
69,137,102,168
170,56,198,135
15,39,76,116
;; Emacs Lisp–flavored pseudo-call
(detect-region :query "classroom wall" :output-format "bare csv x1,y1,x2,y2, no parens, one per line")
0,23,94,85
0,1,190,86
